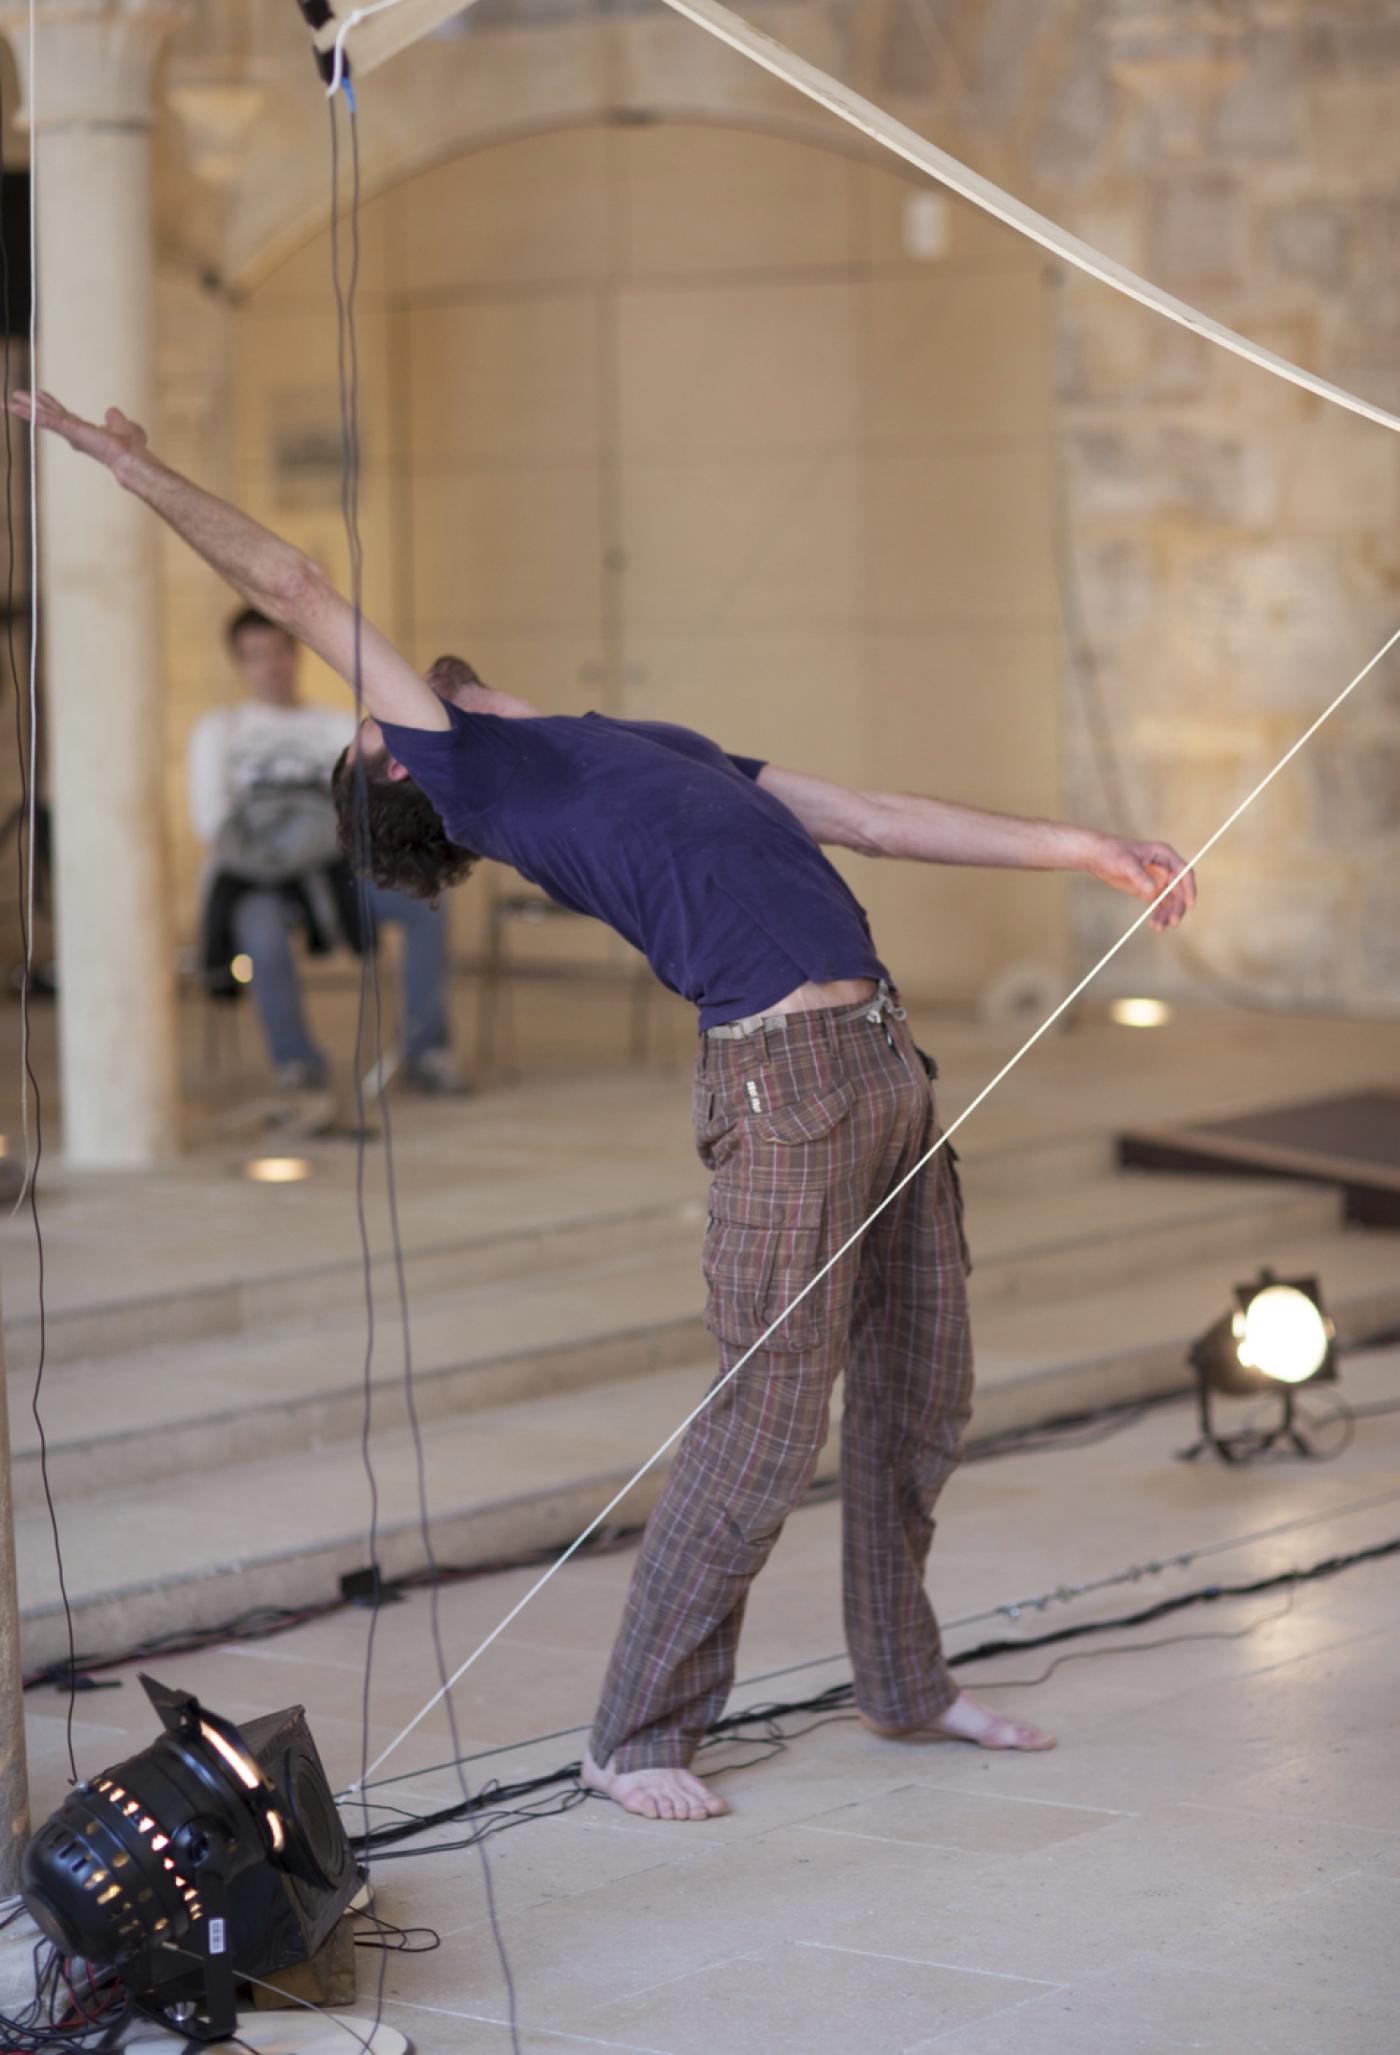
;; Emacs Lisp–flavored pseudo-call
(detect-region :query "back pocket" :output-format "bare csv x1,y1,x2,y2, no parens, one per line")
750,1080,855,1147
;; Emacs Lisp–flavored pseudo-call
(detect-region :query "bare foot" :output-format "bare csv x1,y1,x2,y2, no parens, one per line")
580,1746,729,1821
860,1689,1056,1753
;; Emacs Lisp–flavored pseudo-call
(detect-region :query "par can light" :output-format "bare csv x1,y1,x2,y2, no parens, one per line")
1183,1269,1337,1463
22,1674,357,2045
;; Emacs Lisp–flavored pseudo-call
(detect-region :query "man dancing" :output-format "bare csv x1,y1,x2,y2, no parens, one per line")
20,390,1195,1823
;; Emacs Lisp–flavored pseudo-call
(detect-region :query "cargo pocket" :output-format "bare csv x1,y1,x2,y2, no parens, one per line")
702,1183,829,1353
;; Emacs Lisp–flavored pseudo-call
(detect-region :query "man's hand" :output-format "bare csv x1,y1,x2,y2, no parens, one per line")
9,389,152,478
1087,834,1196,932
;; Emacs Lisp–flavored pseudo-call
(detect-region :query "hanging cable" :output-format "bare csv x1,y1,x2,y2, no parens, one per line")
1,10,78,1789
326,78,521,2052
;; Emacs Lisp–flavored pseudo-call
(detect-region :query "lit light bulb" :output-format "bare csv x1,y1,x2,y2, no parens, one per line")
230,954,254,985
1238,1284,1332,1385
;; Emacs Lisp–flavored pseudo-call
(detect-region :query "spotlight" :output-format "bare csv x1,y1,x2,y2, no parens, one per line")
231,953,255,985
1109,997,1172,1028
22,1675,358,2045
1181,1269,1337,1463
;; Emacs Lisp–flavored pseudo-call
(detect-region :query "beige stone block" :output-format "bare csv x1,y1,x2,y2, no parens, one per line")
616,279,858,458
864,442,1058,625
619,455,862,628
382,126,612,295
571,1938,1056,2054
404,296,603,465
619,121,861,277
1155,1869,1400,2007
862,272,1053,444
386,1825,966,2027
811,1800,1389,1990
802,1780,1125,1858
904,1957,1400,2055
617,624,869,786
408,468,604,633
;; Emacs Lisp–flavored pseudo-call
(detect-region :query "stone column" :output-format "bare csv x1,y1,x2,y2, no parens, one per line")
0,0,191,1166
0,1287,28,1897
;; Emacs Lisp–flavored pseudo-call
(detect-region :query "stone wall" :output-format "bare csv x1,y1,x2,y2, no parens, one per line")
878,0,1400,1010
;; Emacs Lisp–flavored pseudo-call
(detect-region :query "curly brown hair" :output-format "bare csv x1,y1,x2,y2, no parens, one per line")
331,744,479,904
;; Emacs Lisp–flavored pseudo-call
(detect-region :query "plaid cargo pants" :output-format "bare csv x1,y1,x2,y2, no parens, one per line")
589,986,975,1772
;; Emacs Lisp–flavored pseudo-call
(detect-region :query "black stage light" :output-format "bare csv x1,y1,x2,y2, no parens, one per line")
22,1674,359,2045
1181,1268,1337,1463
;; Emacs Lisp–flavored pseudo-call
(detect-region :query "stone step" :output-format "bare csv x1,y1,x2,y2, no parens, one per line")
16,1223,1400,1673
962,1171,1340,1309
0,1127,1123,1374
6,1172,1339,1511
6,1244,709,1514
0,1191,707,1375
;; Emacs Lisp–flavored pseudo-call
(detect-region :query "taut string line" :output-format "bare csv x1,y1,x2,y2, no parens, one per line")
351,614,1400,1793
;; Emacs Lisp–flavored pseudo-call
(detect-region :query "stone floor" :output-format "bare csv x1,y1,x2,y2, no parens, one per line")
4,984,1399,2049
19,1336,1400,2055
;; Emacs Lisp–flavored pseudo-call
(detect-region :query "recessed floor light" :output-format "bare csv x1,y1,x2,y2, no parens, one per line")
1109,997,1172,1029
243,1156,312,1184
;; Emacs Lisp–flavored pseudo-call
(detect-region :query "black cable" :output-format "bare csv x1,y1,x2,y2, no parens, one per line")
0,1944,130,2053
352,1909,442,1956
26,1364,1400,1695
346,1519,1400,1860
0,64,77,1789
328,86,395,2055
327,83,521,2054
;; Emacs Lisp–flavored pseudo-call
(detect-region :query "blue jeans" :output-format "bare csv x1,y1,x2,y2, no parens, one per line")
232,884,450,1073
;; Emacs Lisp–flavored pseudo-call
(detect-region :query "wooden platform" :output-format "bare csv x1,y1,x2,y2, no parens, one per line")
1120,1087,1400,1228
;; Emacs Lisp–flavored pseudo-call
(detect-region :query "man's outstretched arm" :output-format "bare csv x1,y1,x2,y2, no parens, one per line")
756,762,1196,933
10,390,449,733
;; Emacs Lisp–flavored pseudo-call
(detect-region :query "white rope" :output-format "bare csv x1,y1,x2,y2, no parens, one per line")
352,617,1400,1792
657,0,1400,439
326,0,409,98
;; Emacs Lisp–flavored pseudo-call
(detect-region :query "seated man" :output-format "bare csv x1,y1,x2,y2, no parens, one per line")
22,389,1195,1824
189,606,466,1095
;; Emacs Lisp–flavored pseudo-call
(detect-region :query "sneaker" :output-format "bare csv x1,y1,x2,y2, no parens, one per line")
401,1048,472,1097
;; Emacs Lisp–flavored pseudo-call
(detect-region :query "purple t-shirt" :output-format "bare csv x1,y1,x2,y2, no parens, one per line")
376,708,886,1030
